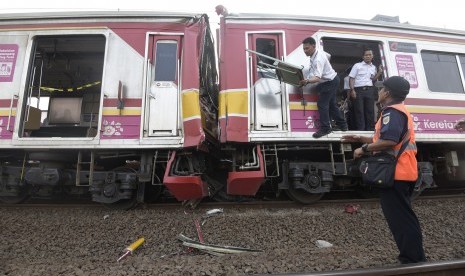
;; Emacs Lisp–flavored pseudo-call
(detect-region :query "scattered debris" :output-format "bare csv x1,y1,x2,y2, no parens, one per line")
206,208,223,216
117,237,145,262
344,203,361,214
315,240,333,248
178,234,263,255
194,218,205,243
201,208,224,225
103,214,110,220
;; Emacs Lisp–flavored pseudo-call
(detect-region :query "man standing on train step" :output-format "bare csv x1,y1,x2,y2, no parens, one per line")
342,76,426,264
300,37,348,138
349,48,383,131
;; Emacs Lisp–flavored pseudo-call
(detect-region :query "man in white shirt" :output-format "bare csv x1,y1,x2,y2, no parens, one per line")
349,49,383,131
300,37,347,138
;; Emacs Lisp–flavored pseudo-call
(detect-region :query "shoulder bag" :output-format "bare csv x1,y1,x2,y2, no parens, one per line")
359,132,410,189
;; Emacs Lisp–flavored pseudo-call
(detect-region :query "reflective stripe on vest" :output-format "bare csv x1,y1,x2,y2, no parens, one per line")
386,143,418,156
373,103,418,181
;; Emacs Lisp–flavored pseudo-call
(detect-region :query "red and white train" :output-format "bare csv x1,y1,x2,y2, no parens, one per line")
0,10,463,208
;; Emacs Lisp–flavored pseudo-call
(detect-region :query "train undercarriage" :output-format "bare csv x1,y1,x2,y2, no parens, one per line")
0,141,462,209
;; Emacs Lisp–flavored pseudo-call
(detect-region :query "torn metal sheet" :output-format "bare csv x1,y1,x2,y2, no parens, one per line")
205,208,223,216
178,234,263,254
201,208,224,225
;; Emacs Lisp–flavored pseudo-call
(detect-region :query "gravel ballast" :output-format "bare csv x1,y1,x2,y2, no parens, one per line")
1,198,465,275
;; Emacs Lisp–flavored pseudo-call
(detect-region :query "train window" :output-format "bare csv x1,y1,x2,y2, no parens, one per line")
256,38,276,65
421,51,465,93
21,35,105,138
154,41,178,82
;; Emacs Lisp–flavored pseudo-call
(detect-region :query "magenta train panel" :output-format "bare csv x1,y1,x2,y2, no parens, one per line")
290,111,464,134
100,115,140,140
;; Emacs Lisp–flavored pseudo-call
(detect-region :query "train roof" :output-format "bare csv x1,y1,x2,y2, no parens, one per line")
224,12,465,37
0,10,203,24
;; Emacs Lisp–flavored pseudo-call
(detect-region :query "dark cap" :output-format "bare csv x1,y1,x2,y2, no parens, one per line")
375,76,410,98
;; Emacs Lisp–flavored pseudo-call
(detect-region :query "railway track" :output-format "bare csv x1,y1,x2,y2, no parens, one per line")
270,259,465,275
1,193,464,209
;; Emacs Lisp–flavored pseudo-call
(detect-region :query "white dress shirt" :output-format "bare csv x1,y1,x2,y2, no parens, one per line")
307,50,337,83
349,61,376,87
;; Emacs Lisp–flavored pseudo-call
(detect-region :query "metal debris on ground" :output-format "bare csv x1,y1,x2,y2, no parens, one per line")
194,218,205,243
315,240,333,248
103,214,110,220
205,208,224,216
177,234,263,255
344,203,361,214
117,237,145,262
201,208,224,225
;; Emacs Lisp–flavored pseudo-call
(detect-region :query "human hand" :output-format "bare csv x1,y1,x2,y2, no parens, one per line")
378,65,383,73
341,135,361,143
300,79,310,86
350,90,356,99
455,118,465,132
354,147,364,159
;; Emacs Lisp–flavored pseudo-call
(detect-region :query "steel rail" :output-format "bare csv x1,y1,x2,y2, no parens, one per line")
267,259,465,276
1,193,465,209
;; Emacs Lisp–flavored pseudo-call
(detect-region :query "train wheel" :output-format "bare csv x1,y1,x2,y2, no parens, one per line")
102,167,138,210
103,196,137,210
0,183,31,204
286,187,324,204
286,173,326,204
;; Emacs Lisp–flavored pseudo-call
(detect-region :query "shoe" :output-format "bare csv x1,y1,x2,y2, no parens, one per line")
332,125,348,131
313,129,332,138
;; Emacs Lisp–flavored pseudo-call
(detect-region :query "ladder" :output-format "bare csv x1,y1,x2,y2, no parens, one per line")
151,150,171,185
329,143,348,175
261,144,279,177
76,151,95,186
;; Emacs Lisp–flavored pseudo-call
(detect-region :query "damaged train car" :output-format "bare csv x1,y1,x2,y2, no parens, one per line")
0,11,219,208
213,12,465,203
1,10,465,207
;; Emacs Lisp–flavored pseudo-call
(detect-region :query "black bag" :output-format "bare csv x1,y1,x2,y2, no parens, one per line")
359,133,411,189
359,152,397,188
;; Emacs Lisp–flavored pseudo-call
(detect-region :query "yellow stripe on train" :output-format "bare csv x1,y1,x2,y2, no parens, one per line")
182,89,201,119
289,102,319,111
102,108,141,116
406,105,465,114
219,90,248,117
0,109,17,116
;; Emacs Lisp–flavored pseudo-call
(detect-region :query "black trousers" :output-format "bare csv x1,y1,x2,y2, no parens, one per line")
379,180,426,264
352,86,375,131
316,75,346,131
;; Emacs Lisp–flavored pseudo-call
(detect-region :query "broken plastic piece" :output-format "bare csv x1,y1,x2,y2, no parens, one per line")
344,204,361,214
315,240,333,248
206,208,223,216
117,237,145,262
202,208,224,225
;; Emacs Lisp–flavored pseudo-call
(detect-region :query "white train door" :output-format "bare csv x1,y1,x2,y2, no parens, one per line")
146,36,181,136
248,33,286,131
